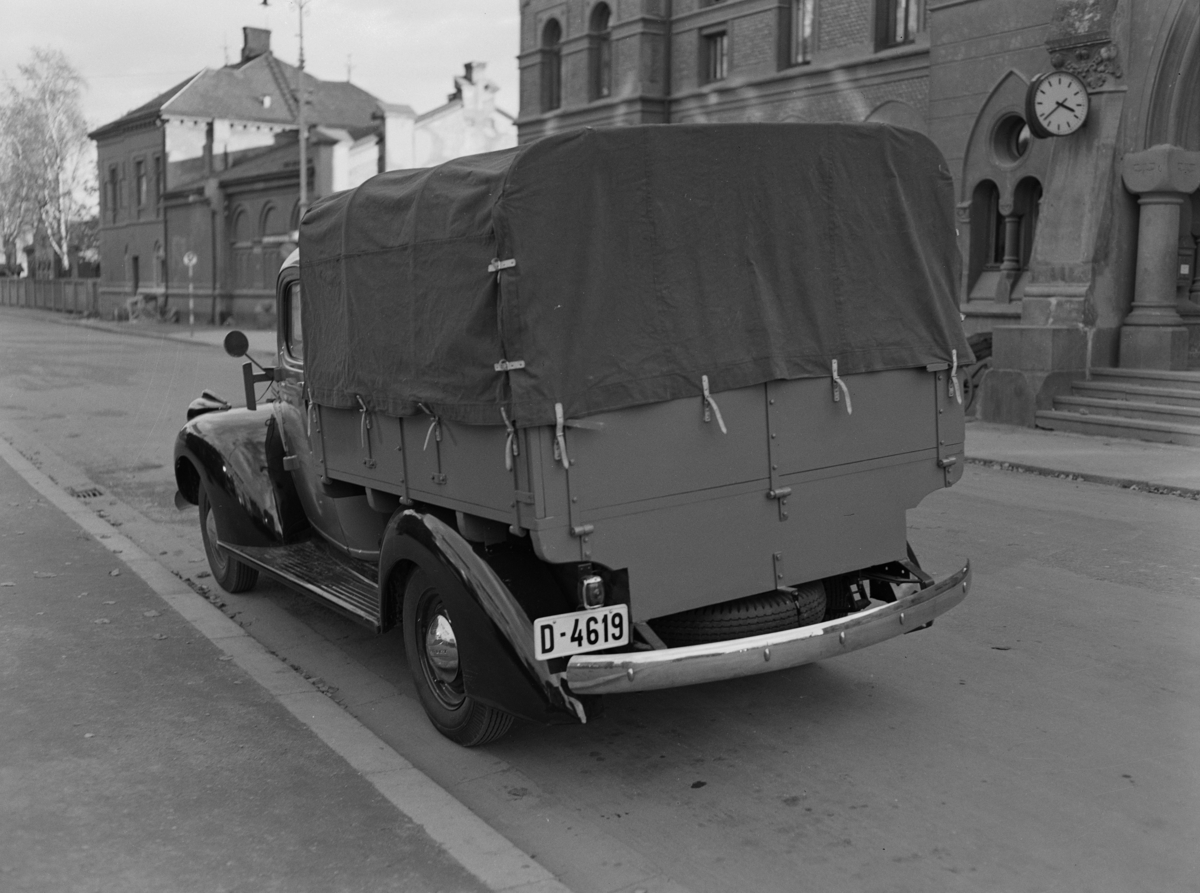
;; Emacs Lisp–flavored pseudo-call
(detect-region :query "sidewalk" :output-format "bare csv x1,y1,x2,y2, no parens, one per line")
0,444,561,893
966,419,1200,497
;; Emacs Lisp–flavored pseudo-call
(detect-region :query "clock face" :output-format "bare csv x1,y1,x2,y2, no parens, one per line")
1030,71,1090,137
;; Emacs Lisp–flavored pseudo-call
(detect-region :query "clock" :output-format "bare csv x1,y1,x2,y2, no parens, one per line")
1026,70,1090,138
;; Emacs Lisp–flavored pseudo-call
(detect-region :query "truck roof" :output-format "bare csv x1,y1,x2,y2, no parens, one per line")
299,123,971,427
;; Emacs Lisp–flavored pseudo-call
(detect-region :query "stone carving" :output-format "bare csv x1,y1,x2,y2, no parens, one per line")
1047,31,1123,89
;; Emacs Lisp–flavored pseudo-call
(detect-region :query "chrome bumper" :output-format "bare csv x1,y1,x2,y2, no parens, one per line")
563,561,971,695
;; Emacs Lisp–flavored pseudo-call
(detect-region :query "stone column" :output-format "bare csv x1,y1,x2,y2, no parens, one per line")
1119,145,1200,369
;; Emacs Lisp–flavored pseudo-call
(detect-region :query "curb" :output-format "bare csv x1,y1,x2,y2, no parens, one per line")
0,434,575,893
964,455,1200,501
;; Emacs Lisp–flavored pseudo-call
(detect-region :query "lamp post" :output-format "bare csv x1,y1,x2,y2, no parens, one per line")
262,0,310,218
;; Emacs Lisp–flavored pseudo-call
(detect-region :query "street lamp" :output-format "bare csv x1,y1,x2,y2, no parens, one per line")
261,0,310,218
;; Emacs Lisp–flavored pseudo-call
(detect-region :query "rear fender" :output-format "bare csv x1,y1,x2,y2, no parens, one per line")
173,407,307,547
380,510,588,726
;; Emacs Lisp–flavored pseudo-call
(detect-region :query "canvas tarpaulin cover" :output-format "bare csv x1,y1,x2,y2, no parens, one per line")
299,123,972,428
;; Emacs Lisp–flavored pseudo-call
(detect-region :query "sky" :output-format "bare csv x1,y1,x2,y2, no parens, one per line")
0,0,522,130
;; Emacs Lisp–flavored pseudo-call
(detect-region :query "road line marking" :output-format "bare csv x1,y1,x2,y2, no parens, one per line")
0,434,574,893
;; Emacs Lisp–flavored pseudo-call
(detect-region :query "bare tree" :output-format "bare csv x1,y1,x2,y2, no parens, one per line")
0,101,39,273
1,49,95,276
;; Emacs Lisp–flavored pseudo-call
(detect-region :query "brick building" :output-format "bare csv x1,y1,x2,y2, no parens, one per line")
517,0,1200,433
89,29,515,324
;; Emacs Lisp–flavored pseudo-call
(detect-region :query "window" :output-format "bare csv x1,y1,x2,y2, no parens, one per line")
542,19,563,111
702,30,728,83
590,4,613,101
794,0,815,64
153,155,164,211
877,0,921,49
285,282,303,361
135,159,147,208
107,166,119,222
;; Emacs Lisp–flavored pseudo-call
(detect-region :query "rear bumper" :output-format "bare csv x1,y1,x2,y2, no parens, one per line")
563,561,971,695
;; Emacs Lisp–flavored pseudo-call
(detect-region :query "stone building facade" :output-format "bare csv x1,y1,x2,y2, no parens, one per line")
517,0,1200,428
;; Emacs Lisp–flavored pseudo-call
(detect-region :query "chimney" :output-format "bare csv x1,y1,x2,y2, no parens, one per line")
242,27,271,63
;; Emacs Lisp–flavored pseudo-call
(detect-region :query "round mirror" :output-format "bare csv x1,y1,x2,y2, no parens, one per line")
223,330,250,358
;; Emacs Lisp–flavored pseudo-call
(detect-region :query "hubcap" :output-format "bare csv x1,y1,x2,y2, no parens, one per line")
424,613,460,682
418,597,464,710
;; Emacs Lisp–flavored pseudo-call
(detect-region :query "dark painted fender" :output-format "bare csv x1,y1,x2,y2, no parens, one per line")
173,406,307,547
380,510,588,726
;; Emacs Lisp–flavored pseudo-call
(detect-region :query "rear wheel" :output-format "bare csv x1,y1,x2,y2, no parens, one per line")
198,486,258,594
402,569,513,747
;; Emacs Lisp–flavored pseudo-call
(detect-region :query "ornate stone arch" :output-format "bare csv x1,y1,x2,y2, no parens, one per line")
959,71,1052,307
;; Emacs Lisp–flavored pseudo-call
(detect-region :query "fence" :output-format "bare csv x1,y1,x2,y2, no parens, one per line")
0,278,100,315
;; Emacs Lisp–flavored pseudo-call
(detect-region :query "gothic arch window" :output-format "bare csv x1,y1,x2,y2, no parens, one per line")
960,71,1052,308
590,4,613,101
542,19,563,112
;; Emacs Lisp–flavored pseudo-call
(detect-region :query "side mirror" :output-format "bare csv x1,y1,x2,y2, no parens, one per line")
224,330,250,358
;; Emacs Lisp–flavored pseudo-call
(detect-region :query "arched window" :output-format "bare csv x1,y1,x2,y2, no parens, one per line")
261,204,279,238
590,4,612,100
542,19,563,111
968,177,1042,302
231,207,252,243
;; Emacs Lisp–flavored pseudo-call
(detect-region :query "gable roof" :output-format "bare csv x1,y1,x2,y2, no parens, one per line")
90,51,383,140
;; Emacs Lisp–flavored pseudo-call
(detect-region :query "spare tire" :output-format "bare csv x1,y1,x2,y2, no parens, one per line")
650,580,827,647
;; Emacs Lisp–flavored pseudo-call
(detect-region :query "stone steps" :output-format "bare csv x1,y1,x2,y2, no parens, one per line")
1034,368,1200,446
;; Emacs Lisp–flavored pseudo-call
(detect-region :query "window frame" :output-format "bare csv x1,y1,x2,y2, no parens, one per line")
876,0,922,50
701,27,729,84
590,3,613,101
793,0,816,65
541,18,563,112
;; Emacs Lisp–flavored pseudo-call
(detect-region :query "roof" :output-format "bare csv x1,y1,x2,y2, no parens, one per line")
91,52,383,140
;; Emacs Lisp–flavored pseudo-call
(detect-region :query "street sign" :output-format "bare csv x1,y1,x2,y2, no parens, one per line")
183,251,198,334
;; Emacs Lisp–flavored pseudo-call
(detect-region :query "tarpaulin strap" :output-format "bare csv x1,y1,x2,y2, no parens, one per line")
419,403,441,452
500,406,519,472
701,375,727,434
356,395,372,448
831,360,853,415
949,349,963,405
554,402,570,470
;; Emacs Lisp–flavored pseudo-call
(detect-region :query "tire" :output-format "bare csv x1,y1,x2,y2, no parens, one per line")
651,580,827,647
402,569,514,747
198,486,259,594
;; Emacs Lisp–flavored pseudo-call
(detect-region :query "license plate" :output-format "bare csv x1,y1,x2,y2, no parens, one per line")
534,604,630,660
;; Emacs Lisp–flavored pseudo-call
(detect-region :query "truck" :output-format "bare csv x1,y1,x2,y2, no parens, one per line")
174,123,973,746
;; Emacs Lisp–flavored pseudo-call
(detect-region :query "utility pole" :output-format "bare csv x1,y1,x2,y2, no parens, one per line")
261,0,310,218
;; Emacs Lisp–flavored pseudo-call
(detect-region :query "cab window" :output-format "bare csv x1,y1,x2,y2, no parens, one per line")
285,281,303,361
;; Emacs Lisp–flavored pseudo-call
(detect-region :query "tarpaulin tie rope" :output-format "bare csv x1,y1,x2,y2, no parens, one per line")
701,375,727,434
950,349,963,405
500,406,519,472
554,403,570,470
831,360,853,415
356,395,371,448
418,403,441,452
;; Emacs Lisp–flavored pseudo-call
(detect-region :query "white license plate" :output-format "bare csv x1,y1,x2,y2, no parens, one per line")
534,604,630,659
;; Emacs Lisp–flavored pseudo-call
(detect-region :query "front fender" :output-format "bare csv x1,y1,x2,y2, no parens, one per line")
380,510,588,726
173,406,305,547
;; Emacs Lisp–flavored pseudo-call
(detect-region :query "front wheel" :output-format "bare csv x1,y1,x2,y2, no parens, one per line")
402,569,513,746
198,486,258,594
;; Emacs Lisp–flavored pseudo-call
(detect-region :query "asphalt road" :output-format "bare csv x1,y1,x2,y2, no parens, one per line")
2,309,1197,893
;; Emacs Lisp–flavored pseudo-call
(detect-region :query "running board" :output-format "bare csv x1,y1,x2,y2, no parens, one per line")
221,539,382,628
